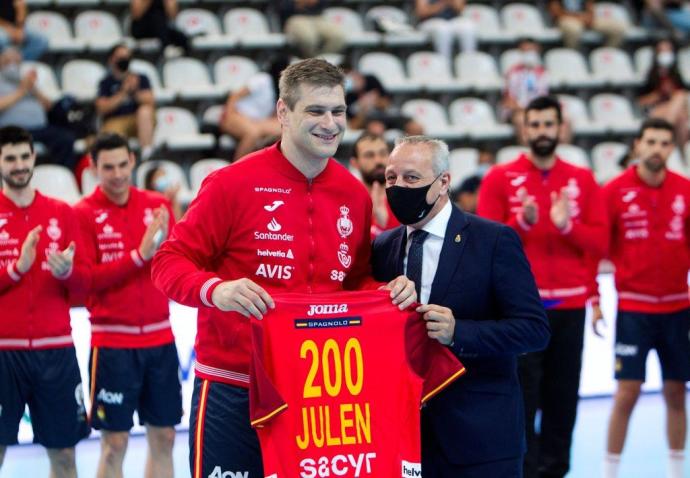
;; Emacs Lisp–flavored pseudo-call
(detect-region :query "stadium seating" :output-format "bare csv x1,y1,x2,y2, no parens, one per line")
61,59,106,101
33,164,82,204
153,107,216,151
448,148,480,188
74,10,122,52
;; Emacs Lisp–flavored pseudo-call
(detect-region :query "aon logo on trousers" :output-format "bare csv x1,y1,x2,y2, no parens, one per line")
208,467,248,478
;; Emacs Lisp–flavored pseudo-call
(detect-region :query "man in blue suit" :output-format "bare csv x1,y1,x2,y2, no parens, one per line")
371,135,550,477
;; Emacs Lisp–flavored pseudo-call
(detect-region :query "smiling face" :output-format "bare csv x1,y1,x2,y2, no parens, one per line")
94,146,135,203
277,83,347,164
0,142,34,191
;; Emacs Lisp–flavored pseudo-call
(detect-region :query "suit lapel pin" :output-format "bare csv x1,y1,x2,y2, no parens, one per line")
454,234,462,243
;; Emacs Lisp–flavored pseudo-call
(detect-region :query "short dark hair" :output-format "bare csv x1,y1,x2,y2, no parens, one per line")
637,117,675,141
352,132,387,158
524,95,562,124
107,42,129,61
90,133,130,164
0,126,34,154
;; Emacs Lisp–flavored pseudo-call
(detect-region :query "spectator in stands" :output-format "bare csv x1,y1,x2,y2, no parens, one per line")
342,62,424,136
348,132,399,239
279,0,346,58
502,38,550,144
0,0,47,61
144,163,183,220
638,38,689,147
130,0,189,56
219,58,286,162
451,174,481,213
548,0,626,49
414,0,477,62
0,47,76,170
96,44,156,161
639,1,690,41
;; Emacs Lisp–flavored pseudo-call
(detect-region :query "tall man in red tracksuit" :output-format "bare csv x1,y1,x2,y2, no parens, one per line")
600,118,690,478
477,96,607,478
74,133,180,478
151,59,416,478
0,126,89,478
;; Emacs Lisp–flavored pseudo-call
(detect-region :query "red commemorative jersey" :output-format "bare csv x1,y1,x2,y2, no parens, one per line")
249,290,465,478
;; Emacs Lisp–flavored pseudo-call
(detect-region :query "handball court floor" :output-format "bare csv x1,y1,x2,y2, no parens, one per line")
1,392,689,477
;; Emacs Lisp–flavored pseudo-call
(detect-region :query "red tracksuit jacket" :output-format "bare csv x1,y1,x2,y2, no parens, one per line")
603,166,690,313
75,186,175,348
152,143,375,388
0,190,88,349
478,154,608,309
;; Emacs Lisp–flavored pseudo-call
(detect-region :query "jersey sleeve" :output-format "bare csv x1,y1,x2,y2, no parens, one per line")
405,313,466,404
249,317,288,428
59,204,90,295
559,172,609,257
0,260,22,293
477,166,528,237
151,171,232,308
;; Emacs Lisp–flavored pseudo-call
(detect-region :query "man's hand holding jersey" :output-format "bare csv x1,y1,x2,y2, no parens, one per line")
380,275,417,310
211,274,416,320
416,304,455,346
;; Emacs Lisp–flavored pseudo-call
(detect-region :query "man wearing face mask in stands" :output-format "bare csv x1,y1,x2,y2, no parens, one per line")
0,47,76,169
349,132,399,239
371,135,549,477
96,44,156,161
502,38,550,144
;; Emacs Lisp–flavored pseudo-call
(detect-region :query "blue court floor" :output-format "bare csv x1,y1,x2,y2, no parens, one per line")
1,392,688,477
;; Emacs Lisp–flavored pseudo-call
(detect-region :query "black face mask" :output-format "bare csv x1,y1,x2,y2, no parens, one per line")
115,58,130,73
386,175,441,225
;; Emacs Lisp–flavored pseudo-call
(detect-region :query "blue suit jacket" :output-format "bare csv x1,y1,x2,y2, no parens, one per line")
372,205,549,466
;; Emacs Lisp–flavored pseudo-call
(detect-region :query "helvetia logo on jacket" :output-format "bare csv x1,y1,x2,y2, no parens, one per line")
401,461,422,477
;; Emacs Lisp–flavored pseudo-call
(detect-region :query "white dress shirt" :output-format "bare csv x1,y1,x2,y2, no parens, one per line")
403,200,452,304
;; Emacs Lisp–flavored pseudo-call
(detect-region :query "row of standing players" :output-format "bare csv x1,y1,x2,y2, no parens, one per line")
0,57,686,478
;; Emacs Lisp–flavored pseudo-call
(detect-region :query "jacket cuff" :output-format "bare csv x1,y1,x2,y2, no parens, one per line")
516,212,532,232
7,260,22,282
130,249,146,268
451,320,480,357
200,277,223,308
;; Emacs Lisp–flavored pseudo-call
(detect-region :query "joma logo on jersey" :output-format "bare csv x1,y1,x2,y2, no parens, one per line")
97,389,124,405
307,304,348,316
207,468,248,478
295,317,362,329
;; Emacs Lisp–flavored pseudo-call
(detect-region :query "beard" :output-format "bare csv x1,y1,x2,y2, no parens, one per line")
361,164,386,186
528,135,559,158
641,154,666,173
1,169,33,190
